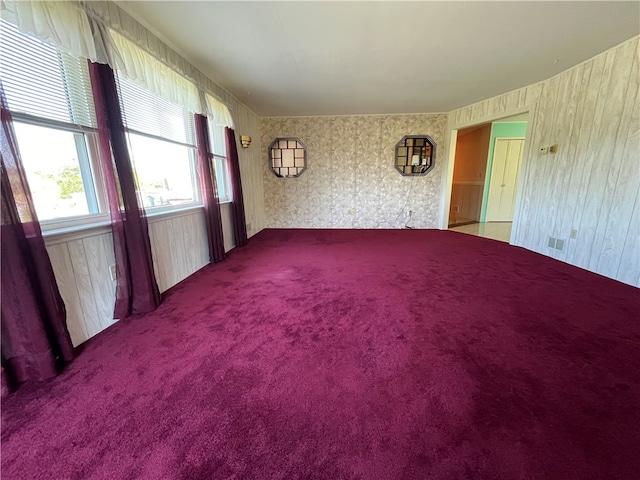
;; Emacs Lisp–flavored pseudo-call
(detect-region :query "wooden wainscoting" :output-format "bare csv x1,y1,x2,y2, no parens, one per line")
45,205,238,346
46,228,117,347
449,182,484,226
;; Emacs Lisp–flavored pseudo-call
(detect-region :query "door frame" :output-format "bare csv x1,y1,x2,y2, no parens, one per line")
439,104,536,246
482,136,526,222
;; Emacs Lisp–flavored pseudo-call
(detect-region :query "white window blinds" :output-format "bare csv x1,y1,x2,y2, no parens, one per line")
116,74,196,147
0,19,97,128
109,29,202,116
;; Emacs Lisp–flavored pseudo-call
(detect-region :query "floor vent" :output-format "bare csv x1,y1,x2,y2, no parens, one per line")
548,237,565,251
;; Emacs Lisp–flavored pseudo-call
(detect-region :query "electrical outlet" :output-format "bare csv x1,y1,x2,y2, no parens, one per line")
570,229,577,239
453,205,460,213
549,144,559,154
348,209,356,215
109,264,117,281
246,222,252,233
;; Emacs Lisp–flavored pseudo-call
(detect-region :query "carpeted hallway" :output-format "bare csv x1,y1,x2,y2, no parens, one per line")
2,229,639,480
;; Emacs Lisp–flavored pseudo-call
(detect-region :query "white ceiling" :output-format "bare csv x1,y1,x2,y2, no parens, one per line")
116,1,640,117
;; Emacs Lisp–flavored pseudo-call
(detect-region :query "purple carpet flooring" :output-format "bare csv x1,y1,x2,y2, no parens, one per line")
2,229,639,479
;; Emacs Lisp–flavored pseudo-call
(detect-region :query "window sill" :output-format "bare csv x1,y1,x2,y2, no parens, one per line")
145,204,204,223
42,202,232,245
44,220,113,246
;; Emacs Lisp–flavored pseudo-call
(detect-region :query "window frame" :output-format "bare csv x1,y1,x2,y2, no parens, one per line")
11,112,111,232
123,129,202,214
207,121,232,203
212,153,231,203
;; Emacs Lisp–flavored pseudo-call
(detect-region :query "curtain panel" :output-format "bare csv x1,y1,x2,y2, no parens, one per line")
1,84,74,392
89,62,161,318
195,114,226,263
225,127,248,247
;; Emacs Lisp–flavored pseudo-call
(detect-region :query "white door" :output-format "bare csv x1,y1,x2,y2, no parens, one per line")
486,138,524,222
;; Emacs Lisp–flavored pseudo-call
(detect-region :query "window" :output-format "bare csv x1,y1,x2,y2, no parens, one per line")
206,94,232,202
116,74,200,211
212,153,230,203
0,19,106,227
208,123,231,202
13,123,103,221
126,133,197,208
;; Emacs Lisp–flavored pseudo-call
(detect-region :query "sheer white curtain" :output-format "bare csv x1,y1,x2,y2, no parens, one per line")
1,0,104,62
108,29,202,115
206,93,234,129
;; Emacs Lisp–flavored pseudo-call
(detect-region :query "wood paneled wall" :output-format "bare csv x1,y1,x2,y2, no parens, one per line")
45,206,236,346
46,229,117,347
148,210,210,293
448,36,640,286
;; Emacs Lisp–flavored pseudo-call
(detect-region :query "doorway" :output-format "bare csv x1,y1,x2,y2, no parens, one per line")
447,112,529,243
448,123,492,227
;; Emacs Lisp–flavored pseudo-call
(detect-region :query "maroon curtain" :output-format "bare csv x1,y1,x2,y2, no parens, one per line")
195,114,225,263
1,84,74,393
88,62,160,318
225,127,248,247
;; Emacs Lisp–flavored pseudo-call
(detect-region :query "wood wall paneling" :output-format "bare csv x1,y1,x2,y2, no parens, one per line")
46,207,215,346
47,243,88,347
46,232,117,347
148,209,212,293
448,36,640,286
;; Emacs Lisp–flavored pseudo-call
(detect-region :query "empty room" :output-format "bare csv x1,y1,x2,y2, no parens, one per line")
1,1,639,479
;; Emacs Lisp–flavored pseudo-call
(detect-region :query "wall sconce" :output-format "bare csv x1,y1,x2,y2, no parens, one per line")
240,135,251,148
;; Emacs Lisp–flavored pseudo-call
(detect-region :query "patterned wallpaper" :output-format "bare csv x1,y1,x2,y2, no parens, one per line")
260,114,448,229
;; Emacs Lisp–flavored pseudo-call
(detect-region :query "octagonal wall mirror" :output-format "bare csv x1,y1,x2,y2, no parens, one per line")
395,135,436,176
269,137,307,178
